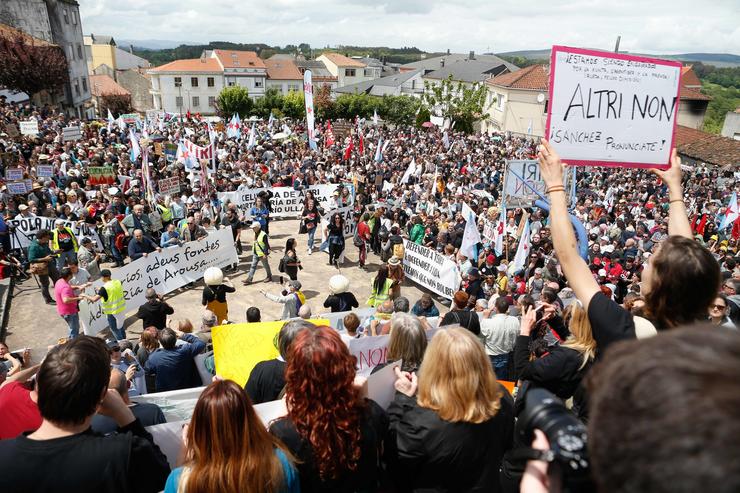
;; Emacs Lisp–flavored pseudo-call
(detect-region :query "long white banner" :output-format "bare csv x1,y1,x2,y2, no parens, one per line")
402,239,461,300
218,184,348,219
80,228,238,335
8,216,104,250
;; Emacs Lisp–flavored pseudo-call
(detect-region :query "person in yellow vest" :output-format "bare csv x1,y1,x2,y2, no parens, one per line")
51,219,78,271
155,195,173,226
367,264,394,307
243,222,273,285
86,269,127,340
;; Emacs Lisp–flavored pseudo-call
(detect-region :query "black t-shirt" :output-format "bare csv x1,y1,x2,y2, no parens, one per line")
587,292,636,357
440,310,481,336
245,359,286,404
56,229,75,251
270,399,389,493
323,292,359,313
90,403,167,435
0,419,170,493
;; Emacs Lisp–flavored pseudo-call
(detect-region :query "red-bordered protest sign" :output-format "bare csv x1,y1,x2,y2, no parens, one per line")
546,46,682,169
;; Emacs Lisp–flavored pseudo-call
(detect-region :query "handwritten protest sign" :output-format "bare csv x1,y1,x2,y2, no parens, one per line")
503,159,572,206
546,46,681,169
213,318,329,385
8,216,103,249
158,177,181,196
88,167,116,185
402,240,461,300
349,334,390,377
218,184,351,220
79,228,238,334
36,164,54,178
5,168,23,181
62,125,82,141
6,182,27,195
20,120,39,136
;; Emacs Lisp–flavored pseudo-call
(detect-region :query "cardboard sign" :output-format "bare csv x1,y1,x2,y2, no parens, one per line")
5,168,24,181
62,125,82,141
502,159,572,206
164,143,177,162
4,123,19,138
333,122,353,139
546,46,681,169
6,181,27,195
88,167,116,185
20,120,39,136
120,113,139,124
36,164,54,178
158,177,181,196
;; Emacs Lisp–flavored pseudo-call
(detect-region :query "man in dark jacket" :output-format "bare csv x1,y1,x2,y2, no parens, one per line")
145,327,205,392
128,229,161,262
0,336,170,492
136,288,174,331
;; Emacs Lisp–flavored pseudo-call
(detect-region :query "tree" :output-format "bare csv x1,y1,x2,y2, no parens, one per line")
99,94,132,116
422,75,491,133
379,95,421,125
416,106,431,127
314,84,335,121
282,90,305,119
0,34,69,96
216,86,252,118
252,87,284,119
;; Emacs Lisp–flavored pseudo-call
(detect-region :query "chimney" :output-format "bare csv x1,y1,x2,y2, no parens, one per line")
469,50,475,60
446,48,450,55
440,58,445,68
129,44,134,54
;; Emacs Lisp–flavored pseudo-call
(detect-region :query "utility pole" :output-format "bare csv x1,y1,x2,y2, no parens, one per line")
614,36,621,53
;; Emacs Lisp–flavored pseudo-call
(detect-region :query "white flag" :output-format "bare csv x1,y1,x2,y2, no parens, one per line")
512,221,531,272
459,211,482,260
462,202,475,222
442,131,450,150
107,109,114,132
400,159,416,184
494,207,506,256
247,122,256,149
373,109,379,125
117,116,126,131
128,129,140,162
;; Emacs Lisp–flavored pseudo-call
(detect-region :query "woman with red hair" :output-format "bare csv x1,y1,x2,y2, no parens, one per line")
270,327,389,492
164,379,298,493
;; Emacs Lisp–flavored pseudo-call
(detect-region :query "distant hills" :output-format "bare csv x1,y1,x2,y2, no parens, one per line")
498,49,740,67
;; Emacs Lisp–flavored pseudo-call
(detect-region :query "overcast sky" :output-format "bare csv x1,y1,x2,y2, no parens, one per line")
80,0,739,55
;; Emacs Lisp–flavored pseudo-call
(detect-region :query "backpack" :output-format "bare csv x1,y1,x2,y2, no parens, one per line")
353,226,364,247
278,256,286,273
392,241,405,259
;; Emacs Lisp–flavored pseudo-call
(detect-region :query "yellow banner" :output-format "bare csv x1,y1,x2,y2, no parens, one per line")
213,319,329,385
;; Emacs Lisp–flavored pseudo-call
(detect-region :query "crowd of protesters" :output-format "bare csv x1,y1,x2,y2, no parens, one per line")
0,96,738,492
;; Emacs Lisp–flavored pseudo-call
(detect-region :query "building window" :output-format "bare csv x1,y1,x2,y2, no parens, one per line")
68,45,74,61
174,77,182,87
496,93,504,110
345,68,356,77
63,8,69,24
288,84,299,92
364,68,374,77
255,79,263,88
77,44,83,59
81,77,87,92
207,77,215,87
175,96,183,108
191,77,199,87
208,96,215,107
72,10,77,25
74,79,80,96
192,96,200,107
543,100,549,114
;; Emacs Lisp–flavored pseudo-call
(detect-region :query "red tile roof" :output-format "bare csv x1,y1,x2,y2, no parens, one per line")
89,74,130,96
486,64,549,91
675,125,740,168
680,66,702,87
264,59,302,80
320,53,366,68
213,50,265,69
680,86,711,101
149,58,223,73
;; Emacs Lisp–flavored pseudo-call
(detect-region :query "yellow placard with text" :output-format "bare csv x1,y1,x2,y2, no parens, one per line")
213,319,329,385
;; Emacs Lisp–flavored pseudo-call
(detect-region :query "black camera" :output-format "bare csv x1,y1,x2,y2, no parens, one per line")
517,388,593,492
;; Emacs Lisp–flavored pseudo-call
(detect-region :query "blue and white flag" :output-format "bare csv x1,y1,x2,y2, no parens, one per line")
226,113,241,139
107,109,114,132
374,137,383,163
267,111,275,129
129,129,140,162
459,207,481,260
247,122,256,150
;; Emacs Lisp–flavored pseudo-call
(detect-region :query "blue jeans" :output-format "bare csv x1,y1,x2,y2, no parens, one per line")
109,237,123,264
490,353,510,381
56,250,77,270
247,253,272,282
307,227,316,250
62,313,80,339
108,314,125,340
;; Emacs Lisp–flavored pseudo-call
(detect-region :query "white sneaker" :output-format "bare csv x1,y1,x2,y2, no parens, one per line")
307,248,312,255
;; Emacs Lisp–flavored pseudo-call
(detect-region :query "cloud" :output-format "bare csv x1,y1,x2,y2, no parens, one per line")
78,0,740,56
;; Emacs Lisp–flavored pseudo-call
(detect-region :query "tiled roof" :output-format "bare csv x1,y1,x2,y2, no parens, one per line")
320,52,366,68
89,74,130,96
149,58,223,73
402,53,519,73
486,64,549,90
680,86,711,101
264,58,302,80
213,50,266,69
680,66,702,87
0,24,55,46
675,125,740,168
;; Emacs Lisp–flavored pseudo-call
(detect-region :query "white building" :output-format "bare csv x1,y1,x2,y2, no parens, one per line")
485,64,550,136
148,50,267,115
316,53,376,88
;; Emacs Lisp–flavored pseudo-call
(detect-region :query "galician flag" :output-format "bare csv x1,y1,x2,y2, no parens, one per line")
459,208,482,260
247,122,256,150
374,137,383,162
129,129,140,162
176,141,197,171
512,220,531,272
720,191,739,230
226,113,241,139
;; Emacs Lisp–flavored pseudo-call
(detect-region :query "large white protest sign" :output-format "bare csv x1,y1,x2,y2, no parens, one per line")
320,307,376,331
20,120,39,136
482,217,497,244
546,46,681,169
62,125,82,141
503,159,573,206
8,216,103,250
349,334,390,377
158,176,180,196
402,240,461,300
218,184,350,220
79,228,238,334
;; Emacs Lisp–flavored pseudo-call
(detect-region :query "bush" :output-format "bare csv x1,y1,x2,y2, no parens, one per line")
216,86,252,118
